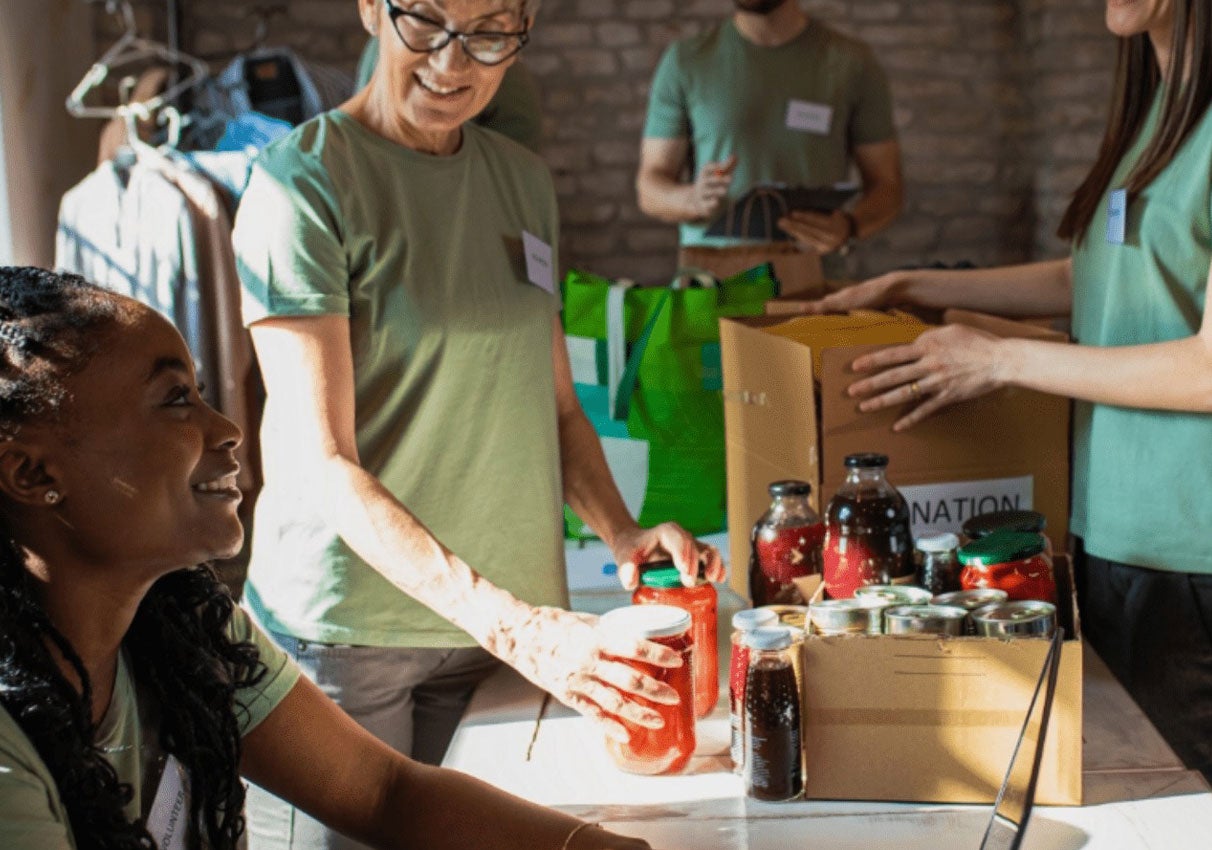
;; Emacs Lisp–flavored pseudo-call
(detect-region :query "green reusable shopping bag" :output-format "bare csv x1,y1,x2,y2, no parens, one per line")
561,264,779,539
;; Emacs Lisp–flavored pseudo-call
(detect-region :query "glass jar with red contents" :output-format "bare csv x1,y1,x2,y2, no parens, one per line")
958,530,1057,603
597,605,696,775
728,607,779,773
750,480,824,606
633,563,718,717
822,454,915,599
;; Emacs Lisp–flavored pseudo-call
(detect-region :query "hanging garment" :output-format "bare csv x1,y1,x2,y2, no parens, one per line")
199,48,352,127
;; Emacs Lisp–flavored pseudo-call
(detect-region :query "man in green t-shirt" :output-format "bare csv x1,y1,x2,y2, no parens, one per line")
637,0,903,269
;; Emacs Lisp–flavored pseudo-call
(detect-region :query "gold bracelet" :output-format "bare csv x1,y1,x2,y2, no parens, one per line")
561,821,598,850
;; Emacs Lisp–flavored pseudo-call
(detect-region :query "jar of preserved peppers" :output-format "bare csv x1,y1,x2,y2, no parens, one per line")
750,480,824,606
958,530,1057,603
633,563,719,717
597,605,696,775
822,454,915,599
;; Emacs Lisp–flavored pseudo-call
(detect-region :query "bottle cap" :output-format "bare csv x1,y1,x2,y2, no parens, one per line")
743,626,794,651
732,608,779,632
768,479,813,497
844,452,889,469
637,559,705,587
599,604,691,639
958,530,1046,566
961,509,1046,540
915,531,960,553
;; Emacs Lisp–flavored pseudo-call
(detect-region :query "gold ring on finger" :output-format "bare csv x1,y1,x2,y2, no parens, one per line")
910,381,921,398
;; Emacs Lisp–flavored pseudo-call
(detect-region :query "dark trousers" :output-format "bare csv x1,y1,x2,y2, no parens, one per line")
1075,543,1212,781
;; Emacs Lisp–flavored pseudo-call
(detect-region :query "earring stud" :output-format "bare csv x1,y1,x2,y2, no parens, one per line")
44,490,60,505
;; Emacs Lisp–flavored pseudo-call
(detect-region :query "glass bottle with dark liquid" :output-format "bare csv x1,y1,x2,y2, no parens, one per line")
822,453,915,599
743,626,802,801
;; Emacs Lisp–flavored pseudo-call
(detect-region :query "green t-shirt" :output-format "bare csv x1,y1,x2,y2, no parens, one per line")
1070,92,1212,574
356,36,543,153
0,606,299,849
235,111,568,647
643,17,895,249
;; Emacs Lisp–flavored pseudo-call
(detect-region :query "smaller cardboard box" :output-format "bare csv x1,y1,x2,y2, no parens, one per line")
718,309,1072,587
799,557,1083,806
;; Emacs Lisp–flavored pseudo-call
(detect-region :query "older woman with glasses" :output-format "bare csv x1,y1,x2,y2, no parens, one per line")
233,2,723,848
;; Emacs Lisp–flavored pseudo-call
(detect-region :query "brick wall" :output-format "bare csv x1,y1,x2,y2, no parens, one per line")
104,0,1114,282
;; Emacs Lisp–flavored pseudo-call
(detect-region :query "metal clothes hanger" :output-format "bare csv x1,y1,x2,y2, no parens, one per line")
66,0,210,119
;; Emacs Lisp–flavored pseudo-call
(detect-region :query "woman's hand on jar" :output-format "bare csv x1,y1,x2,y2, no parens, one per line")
495,605,683,743
847,324,1010,431
610,522,726,591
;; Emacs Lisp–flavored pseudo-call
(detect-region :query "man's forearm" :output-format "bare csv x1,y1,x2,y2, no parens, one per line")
850,179,902,240
636,169,700,224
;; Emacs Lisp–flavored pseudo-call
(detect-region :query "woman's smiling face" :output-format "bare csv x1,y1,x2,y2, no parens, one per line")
372,0,524,139
33,304,244,576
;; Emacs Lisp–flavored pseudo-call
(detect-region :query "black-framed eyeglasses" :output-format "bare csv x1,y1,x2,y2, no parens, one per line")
383,0,530,66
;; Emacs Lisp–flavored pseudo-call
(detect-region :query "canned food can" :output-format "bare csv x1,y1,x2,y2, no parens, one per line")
758,604,809,633
883,604,968,636
932,588,1010,611
854,584,934,606
971,600,1057,637
808,599,880,635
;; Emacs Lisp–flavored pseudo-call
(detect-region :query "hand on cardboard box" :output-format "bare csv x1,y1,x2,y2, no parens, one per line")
797,270,905,314
846,323,1009,431
610,521,726,591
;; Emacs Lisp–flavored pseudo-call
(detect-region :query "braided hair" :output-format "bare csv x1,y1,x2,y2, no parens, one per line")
0,267,265,850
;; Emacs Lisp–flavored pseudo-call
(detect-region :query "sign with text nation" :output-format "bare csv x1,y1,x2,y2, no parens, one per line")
898,475,1034,538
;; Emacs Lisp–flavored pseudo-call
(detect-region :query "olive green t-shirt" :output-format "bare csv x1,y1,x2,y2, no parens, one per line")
643,17,895,248
356,36,543,153
234,111,568,647
1070,92,1212,574
0,606,300,848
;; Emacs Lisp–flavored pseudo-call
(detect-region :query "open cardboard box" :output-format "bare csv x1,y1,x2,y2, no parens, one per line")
796,556,1083,806
719,308,1072,590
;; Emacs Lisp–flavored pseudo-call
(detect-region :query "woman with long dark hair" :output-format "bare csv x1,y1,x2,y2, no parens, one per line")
0,266,654,849
807,0,1212,780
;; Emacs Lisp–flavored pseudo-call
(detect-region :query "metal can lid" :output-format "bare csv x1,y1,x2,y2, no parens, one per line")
933,588,1009,610
885,604,968,621
768,479,813,497
971,600,1057,623
732,608,780,632
844,452,889,469
962,510,1046,540
743,626,794,651
957,530,1046,566
600,604,691,639
854,585,934,605
915,531,960,553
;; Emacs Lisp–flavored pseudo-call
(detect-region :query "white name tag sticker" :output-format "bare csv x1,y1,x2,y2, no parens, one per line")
786,99,833,134
146,755,190,850
1106,188,1127,245
898,475,1034,539
522,231,556,294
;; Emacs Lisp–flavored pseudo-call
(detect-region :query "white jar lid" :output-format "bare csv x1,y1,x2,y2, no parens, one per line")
599,604,691,639
743,626,794,651
732,608,779,632
916,531,960,553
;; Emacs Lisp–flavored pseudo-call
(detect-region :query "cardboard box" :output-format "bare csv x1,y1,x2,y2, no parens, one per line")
799,556,1083,805
719,309,1071,590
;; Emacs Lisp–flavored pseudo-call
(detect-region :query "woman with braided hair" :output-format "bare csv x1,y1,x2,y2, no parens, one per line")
0,266,656,850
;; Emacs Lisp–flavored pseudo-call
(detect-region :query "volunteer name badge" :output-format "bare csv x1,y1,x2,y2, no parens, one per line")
1107,188,1127,245
786,99,833,135
146,755,190,850
522,231,556,294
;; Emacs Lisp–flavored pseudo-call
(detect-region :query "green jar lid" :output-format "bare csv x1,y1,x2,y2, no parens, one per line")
958,530,1045,566
961,509,1046,540
639,564,684,589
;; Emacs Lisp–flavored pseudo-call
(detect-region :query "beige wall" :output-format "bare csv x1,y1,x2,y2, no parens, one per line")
0,0,98,267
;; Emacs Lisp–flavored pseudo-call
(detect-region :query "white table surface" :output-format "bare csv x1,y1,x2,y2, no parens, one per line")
443,588,1212,849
